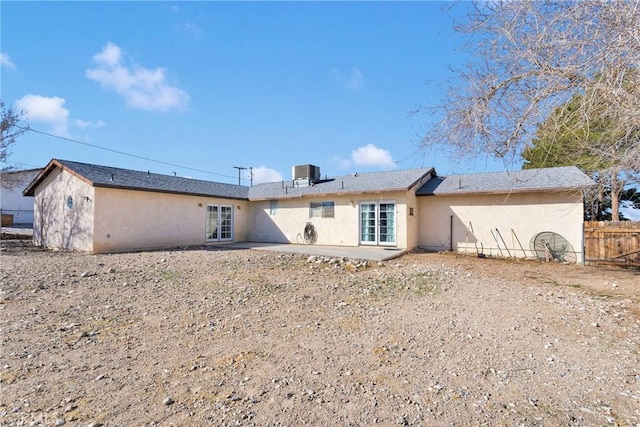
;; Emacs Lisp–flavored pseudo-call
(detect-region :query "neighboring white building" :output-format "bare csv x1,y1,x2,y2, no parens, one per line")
1,168,42,226
23,159,594,263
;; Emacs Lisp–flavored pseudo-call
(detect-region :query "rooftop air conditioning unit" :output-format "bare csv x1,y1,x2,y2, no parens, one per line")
292,164,320,182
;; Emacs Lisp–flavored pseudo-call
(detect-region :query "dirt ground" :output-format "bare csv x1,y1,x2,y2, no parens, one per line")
1,239,639,426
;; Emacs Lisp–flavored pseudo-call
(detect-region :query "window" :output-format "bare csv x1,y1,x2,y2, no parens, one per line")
269,200,278,216
309,201,335,218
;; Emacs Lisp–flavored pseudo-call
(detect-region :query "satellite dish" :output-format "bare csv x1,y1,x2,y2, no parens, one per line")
530,232,576,263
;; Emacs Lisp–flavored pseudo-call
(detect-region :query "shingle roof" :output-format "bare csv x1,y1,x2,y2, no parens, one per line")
416,166,594,196
247,168,434,200
25,160,593,201
23,159,250,199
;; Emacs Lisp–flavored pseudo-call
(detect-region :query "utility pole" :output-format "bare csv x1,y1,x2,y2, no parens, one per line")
233,166,247,185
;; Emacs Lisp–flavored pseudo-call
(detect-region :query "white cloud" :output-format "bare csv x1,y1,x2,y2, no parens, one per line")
16,94,70,136
331,66,365,90
92,42,122,67
251,166,283,185
351,144,396,169
330,144,397,172
74,119,106,129
86,42,190,111
1,52,15,68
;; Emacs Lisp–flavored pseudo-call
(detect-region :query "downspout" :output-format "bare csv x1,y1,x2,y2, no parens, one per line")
581,215,586,266
450,215,453,252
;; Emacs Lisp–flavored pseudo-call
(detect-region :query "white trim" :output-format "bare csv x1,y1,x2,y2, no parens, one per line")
206,203,234,242
359,200,396,246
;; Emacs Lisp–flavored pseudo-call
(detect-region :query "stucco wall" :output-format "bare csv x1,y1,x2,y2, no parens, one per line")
92,187,249,253
0,169,40,225
32,169,95,251
405,189,419,250
248,191,412,248
417,191,585,263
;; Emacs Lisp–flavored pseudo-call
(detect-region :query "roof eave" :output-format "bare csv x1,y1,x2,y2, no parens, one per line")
22,159,81,196
424,185,590,196
92,183,249,200
407,168,435,190
249,187,414,201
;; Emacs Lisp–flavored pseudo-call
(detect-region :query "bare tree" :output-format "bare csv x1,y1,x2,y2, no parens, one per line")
1,100,30,188
424,1,640,220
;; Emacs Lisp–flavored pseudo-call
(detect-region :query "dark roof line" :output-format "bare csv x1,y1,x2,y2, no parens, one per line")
23,159,250,199
416,166,594,196
247,168,435,200
24,159,594,201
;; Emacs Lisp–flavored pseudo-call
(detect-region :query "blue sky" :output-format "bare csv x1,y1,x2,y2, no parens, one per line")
3,1,527,185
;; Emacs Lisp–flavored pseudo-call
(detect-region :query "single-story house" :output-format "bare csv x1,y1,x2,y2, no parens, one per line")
23,159,594,262
1,168,42,226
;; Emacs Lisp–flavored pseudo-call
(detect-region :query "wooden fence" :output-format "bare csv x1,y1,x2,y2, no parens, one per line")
584,221,640,268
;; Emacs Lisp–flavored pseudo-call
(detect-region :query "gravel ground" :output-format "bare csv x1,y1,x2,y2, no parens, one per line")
1,239,639,426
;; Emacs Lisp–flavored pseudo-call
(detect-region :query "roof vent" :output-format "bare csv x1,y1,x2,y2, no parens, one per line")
292,164,320,187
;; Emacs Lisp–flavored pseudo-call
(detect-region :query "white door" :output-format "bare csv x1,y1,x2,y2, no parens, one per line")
359,201,396,246
206,204,233,242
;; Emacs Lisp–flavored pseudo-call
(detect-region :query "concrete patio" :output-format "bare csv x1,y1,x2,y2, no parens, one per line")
215,242,409,262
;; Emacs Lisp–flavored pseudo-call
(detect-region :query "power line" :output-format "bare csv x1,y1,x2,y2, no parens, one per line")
21,126,238,181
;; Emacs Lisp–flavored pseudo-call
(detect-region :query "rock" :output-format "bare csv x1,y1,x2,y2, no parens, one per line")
3,242,639,426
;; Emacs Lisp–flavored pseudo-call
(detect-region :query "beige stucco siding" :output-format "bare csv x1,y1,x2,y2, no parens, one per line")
405,189,419,250
417,191,585,262
92,187,249,253
32,169,95,251
248,191,412,248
